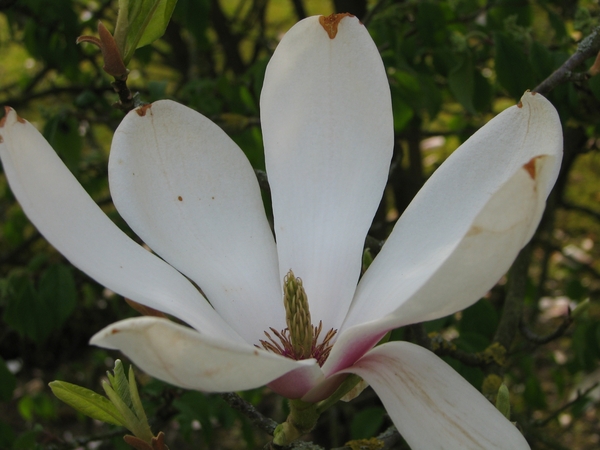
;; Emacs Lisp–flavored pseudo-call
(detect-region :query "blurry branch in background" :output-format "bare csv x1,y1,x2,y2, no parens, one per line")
533,382,600,428
519,312,573,345
534,25,600,94
220,392,278,435
560,200,600,222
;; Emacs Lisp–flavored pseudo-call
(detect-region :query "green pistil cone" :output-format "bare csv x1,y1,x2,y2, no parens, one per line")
284,270,313,359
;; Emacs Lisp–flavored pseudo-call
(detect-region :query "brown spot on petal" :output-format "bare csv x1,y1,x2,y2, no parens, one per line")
254,350,259,356
466,225,483,237
178,196,183,201
319,13,354,39
517,101,523,108
111,328,120,335
125,298,168,318
523,156,542,180
0,135,3,143
136,103,153,117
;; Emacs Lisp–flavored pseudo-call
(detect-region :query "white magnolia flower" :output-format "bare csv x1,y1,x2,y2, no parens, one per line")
0,14,561,450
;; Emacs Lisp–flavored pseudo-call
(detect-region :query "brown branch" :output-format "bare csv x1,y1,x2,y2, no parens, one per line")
493,245,533,351
519,313,572,345
533,382,599,427
534,25,600,94
290,0,307,20
332,426,404,450
560,200,600,222
220,392,278,435
111,75,136,112
210,0,246,74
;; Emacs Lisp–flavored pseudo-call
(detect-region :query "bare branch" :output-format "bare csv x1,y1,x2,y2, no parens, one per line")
534,26,600,94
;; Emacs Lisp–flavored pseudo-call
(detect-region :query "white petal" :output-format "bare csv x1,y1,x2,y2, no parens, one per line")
91,317,318,392
344,92,561,330
261,15,394,330
109,101,284,343
0,108,236,341
343,342,531,450
267,364,326,399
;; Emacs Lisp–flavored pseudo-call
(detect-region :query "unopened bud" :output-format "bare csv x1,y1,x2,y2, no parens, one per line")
571,298,590,320
495,384,511,420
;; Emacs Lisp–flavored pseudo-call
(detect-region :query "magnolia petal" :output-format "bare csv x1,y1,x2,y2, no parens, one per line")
267,364,326,399
0,108,236,342
261,15,393,331
91,317,317,392
326,152,558,374
344,91,560,326
109,101,284,343
343,342,531,450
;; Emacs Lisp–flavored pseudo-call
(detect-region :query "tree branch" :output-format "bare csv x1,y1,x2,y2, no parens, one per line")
519,313,572,345
220,392,278,435
534,25,600,94
493,244,533,351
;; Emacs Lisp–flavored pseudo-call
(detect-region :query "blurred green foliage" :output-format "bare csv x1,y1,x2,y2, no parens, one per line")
1,0,600,449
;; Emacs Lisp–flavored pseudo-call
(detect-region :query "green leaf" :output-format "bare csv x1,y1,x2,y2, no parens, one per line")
459,299,498,340
128,366,149,426
173,391,217,443
494,32,535,99
103,382,152,442
3,275,53,343
589,73,600,102
136,0,178,49
0,357,16,402
43,114,83,175
472,70,492,112
115,0,178,63
350,406,386,440
49,381,125,426
38,264,76,329
0,420,15,449
110,360,133,410
448,55,475,114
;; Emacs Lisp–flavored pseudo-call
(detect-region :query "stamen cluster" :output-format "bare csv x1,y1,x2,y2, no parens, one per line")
259,321,337,367
258,270,337,366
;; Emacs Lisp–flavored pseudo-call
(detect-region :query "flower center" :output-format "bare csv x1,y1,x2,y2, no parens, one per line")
257,270,337,366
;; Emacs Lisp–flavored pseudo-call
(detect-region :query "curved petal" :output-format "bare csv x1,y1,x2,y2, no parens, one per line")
0,108,236,342
324,92,562,374
342,342,531,450
267,364,326,399
261,15,394,331
326,153,558,374
91,317,318,392
109,101,284,343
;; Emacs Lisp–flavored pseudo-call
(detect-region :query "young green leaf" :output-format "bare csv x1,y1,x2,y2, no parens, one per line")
114,0,178,64
110,359,133,409
129,365,149,425
49,381,125,426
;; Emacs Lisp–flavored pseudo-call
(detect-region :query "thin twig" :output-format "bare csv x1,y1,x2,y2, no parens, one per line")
519,313,572,345
493,245,533,351
220,392,279,435
533,382,599,427
560,200,600,222
534,25,600,94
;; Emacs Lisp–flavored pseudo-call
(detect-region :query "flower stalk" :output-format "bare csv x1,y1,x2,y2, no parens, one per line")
272,399,320,446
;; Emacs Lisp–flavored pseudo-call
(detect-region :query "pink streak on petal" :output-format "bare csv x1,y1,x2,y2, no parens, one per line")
267,364,325,399
323,330,386,376
301,373,348,403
